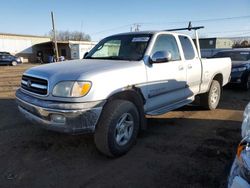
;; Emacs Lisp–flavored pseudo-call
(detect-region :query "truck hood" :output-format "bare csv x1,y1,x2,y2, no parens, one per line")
25,59,139,82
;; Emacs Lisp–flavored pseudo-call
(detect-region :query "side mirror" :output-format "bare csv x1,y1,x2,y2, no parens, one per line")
150,51,172,63
83,52,89,59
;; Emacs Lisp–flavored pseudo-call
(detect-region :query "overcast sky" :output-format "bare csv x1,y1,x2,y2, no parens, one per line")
0,0,249,41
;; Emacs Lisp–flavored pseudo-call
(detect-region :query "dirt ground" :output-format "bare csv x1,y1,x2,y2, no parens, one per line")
0,64,249,188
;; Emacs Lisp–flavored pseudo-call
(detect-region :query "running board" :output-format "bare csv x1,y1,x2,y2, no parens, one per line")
146,98,194,116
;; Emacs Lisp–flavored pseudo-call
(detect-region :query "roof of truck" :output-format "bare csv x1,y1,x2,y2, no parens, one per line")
110,31,154,36
109,30,188,38
110,30,171,36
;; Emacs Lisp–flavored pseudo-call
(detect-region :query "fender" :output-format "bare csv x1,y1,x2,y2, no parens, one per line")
106,86,147,131
206,72,223,92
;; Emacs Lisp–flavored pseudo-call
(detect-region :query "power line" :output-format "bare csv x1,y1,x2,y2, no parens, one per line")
139,15,250,26
203,29,250,34
193,15,250,23
223,32,250,37
90,15,250,37
91,24,132,35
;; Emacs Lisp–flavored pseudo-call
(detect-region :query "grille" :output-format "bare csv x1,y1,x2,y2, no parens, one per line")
21,75,48,95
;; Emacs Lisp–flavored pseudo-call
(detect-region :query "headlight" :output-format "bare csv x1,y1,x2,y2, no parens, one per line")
16,57,21,62
242,103,250,138
232,67,247,73
52,81,91,97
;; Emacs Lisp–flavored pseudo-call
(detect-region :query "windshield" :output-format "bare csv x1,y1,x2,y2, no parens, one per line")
213,51,250,61
85,34,152,61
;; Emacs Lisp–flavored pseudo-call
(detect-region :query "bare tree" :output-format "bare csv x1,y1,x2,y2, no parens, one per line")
47,30,91,41
233,40,250,48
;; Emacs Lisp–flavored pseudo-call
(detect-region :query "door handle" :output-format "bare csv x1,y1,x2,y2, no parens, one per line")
188,64,192,69
178,66,184,71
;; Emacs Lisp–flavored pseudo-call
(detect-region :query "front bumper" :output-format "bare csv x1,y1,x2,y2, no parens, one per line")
16,89,105,134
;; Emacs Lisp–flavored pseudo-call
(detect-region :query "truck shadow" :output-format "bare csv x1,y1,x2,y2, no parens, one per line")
0,94,243,155
0,98,243,187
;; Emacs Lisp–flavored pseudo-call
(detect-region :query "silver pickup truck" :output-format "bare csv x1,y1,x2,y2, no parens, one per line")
16,31,231,157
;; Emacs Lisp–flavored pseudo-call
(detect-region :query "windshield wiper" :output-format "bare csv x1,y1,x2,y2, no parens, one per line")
85,56,132,61
105,56,129,60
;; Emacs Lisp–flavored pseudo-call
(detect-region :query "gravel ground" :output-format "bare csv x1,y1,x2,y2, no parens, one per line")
0,64,249,188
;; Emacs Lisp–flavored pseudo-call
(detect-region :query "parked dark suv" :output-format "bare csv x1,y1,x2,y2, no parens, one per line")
213,49,250,90
0,52,22,66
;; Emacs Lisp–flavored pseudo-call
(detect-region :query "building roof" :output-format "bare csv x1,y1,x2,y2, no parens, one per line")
35,40,96,46
214,48,250,52
0,32,51,39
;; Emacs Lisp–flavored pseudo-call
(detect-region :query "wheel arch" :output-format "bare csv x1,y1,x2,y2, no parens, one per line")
213,73,223,86
106,87,147,131
205,73,223,93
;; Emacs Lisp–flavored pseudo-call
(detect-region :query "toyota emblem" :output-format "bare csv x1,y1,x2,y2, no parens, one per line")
27,80,32,87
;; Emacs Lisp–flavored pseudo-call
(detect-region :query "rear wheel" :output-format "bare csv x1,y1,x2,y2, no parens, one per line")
200,80,221,110
94,100,139,157
242,74,250,91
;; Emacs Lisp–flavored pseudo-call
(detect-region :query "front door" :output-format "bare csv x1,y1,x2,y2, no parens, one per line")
145,34,187,112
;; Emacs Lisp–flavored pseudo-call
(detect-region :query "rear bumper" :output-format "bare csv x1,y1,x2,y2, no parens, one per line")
16,89,105,134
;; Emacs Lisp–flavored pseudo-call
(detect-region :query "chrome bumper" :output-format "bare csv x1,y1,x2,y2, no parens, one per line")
15,89,105,134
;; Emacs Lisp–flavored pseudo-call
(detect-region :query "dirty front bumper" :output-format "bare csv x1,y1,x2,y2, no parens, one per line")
15,89,105,134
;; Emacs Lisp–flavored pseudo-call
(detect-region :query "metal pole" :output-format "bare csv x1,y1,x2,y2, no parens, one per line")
165,22,204,58
195,29,201,58
51,11,59,61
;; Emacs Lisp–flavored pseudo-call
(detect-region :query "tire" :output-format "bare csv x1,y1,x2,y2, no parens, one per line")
200,80,221,110
94,100,139,157
242,74,250,91
11,61,17,66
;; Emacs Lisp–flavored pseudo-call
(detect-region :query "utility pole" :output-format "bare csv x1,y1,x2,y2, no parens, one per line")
51,11,59,61
134,23,141,31
131,23,141,32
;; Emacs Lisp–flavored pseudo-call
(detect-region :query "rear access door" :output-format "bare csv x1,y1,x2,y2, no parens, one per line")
178,35,202,96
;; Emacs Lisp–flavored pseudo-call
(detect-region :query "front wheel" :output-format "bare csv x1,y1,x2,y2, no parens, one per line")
94,100,139,157
200,80,221,110
11,61,17,66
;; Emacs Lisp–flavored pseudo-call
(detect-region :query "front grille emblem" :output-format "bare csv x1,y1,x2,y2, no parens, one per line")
27,80,32,88
21,75,48,95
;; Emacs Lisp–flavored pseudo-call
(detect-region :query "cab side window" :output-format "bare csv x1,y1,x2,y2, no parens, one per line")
151,34,181,61
179,36,195,60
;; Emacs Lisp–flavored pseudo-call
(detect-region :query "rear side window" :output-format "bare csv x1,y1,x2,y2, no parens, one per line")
179,36,195,60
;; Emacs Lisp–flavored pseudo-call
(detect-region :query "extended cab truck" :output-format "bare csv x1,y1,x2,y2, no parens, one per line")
16,31,231,157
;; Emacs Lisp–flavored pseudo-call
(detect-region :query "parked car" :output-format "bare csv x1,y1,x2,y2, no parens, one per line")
213,49,250,90
0,52,22,66
228,102,250,188
16,31,231,157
